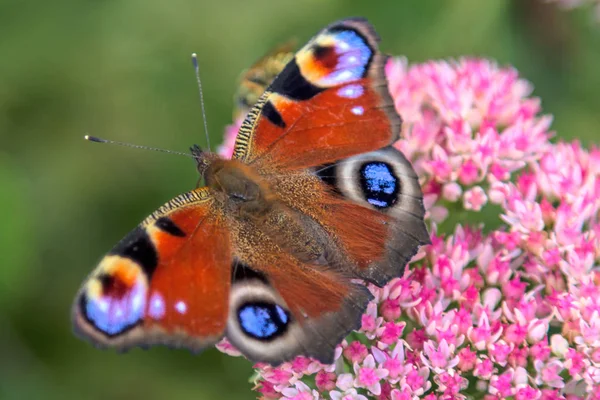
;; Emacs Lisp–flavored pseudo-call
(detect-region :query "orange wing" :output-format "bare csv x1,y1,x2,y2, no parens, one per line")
72,188,232,351
225,257,372,365
232,18,400,170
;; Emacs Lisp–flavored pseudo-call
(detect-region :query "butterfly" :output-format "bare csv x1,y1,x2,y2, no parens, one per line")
72,17,430,365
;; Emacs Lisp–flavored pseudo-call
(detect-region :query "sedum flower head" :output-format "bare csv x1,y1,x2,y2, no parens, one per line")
218,57,600,399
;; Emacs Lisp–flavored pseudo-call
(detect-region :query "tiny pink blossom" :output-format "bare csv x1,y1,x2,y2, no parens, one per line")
534,359,565,388
353,355,389,395
508,346,528,368
421,339,459,373
515,386,540,400
379,322,405,345
564,349,585,377
315,371,336,392
442,182,463,202
463,186,488,210
457,347,477,371
281,382,318,400
343,342,369,364
458,159,480,185
488,341,512,366
405,367,431,393
473,358,495,380
489,370,514,397
329,388,368,400
380,298,402,321
530,341,551,362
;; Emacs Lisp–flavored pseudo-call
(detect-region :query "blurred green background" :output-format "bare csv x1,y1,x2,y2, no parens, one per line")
1,0,599,399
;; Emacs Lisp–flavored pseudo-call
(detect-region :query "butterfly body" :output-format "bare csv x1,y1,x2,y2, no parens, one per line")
73,18,429,365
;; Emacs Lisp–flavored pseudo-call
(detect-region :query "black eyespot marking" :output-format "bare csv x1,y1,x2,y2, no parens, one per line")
97,273,131,299
109,227,158,277
155,217,186,237
359,162,400,209
262,100,286,128
269,60,324,100
312,44,338,69
237,301,290,341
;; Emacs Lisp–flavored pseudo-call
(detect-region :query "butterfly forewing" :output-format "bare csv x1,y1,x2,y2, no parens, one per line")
73,188,232,351
233,18,400,169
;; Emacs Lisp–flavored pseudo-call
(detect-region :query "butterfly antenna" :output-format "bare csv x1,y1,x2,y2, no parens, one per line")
84,135,194,158
191,53,211,152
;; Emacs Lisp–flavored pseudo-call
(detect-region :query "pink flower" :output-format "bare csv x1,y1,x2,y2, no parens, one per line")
489,370,514,397
281,382,318,400
488,341,512,366
315,371,336,392
463,186,488,211
330,388,368,400
353,355,389,395
474,358,495,380
379,321,405,345
457,347,477,371
534,359,565,388
217,118,241,158
343,341,369,364
516,386,541,400
421,339,459,373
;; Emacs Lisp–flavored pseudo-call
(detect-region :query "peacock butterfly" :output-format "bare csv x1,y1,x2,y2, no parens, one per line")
72,17,430,365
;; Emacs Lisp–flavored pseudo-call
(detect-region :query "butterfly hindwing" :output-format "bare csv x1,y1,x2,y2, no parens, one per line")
315,146,430,286
233,18,400,170
73,188,232,351
226,260,372,364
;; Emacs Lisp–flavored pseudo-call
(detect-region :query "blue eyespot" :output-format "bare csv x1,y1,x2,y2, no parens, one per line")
318,29,372,86
82,275,147,336
238,302,290,340
359,162,399,209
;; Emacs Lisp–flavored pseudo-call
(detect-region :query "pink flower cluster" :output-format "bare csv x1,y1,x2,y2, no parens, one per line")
218,58,600,399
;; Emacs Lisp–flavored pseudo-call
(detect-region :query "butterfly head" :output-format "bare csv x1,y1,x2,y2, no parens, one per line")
189,144,272,216
190,144,210,175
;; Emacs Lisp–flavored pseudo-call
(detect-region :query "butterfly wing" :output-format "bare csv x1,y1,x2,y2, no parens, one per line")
225,260,371,364
72,188,232,351
232,18,400,170
313,146,430,286
234,40,296,119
